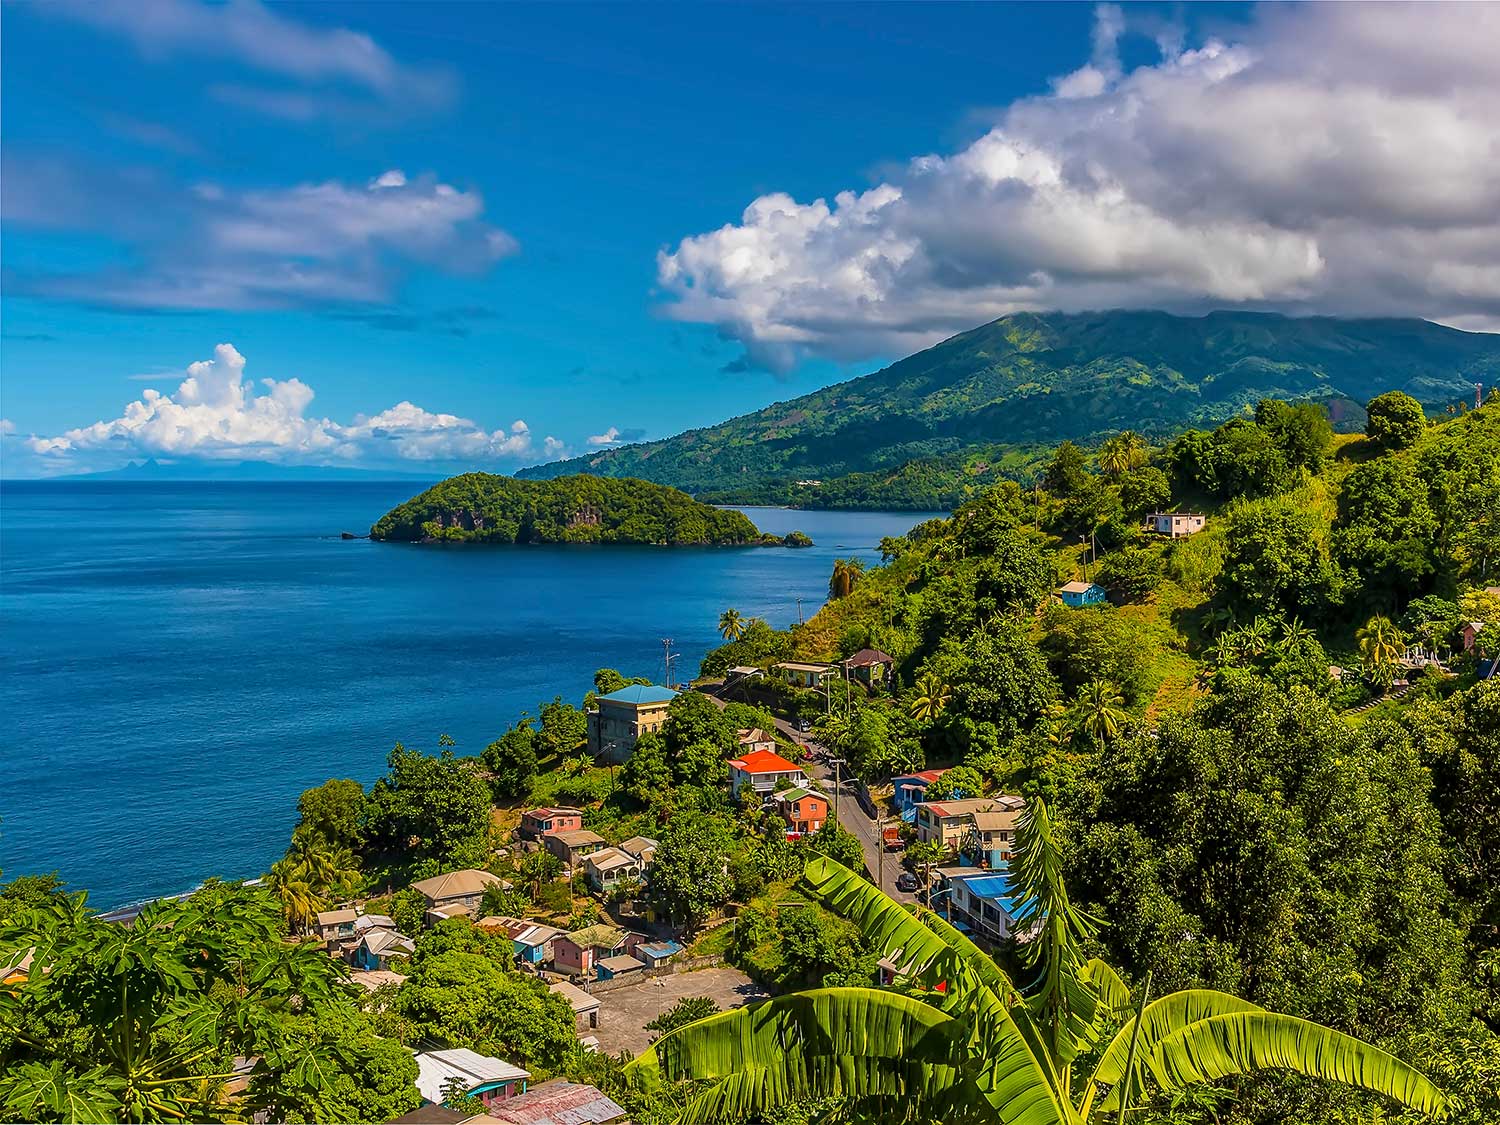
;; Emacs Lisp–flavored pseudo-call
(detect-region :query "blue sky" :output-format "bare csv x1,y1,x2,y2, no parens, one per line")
3,1,1496,476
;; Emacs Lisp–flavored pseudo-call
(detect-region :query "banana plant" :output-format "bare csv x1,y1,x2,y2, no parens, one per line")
625,802,1447,1124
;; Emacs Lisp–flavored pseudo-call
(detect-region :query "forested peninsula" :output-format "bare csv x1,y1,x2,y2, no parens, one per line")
370,472,806,546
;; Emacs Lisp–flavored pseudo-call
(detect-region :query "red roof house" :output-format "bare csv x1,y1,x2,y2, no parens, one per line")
727,748,804,798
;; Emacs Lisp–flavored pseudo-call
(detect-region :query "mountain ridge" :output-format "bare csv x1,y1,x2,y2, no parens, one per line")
518,309,1499,493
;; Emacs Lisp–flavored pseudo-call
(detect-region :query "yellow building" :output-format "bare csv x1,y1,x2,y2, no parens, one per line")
586,684,677,762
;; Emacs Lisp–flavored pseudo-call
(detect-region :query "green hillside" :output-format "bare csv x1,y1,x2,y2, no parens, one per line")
519,310,1499,495
369,473,769,545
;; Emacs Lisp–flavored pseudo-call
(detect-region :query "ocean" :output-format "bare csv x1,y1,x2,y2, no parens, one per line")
0,480,935,908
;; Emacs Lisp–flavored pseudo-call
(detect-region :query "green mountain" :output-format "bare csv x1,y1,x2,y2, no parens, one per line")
369,472,774,545
519,310,1499,494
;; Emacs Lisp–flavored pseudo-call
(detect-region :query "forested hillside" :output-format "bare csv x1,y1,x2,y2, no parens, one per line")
520,310,1500,495
370,472,767,545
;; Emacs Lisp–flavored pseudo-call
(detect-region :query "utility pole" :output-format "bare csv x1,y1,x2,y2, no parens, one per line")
877,812,885,891
829,757,845,824
660,637,674,688
795,596,804,625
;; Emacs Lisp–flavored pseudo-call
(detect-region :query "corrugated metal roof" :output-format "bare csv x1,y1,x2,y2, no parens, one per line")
597,684,677,704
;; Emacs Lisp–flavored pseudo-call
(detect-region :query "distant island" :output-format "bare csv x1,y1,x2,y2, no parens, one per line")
370,472,811,546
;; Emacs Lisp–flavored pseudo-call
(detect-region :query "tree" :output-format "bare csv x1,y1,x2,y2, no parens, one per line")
0,884,401,1124
389,951,576,1069
645,997,721,1042
483,723,538,801
904,838,945,897
1094,545,1165,603
619,732,673,806
1335,458,1438,609
295,779,367,852
718,608,747,642
806,822,864,872
927,765,984,801
537,697,587,759
1044,440,1092,499
1117,466,1172,518
945,625,1058,741
1256,399,1332,472
268,829,359,933
1366,391,1426,450
593,668,626,695
828,557,865,600
1217,499,1339,619
1099,432,1148,477
648,815,735,926
908,672,952,723
1070,679,1129,745
621,849,1445,1124
366,745,492,868
1357,614,1404,688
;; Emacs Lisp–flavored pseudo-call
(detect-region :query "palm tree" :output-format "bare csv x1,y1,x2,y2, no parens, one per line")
908,672,952,722
1099,432,1147,477
1358,614,1404,688
829,557,865,600
717,608,746,642
267,857,325,935
623,802,1446,1124
1279,614,1315,650
1071,679,1129,744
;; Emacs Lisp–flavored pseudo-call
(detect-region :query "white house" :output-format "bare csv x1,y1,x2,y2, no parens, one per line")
1148,512,1207,538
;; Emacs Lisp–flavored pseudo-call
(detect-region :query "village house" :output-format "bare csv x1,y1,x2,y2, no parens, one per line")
477,916,564,966
727,747,806,799
583,847,644,893
943,871,1027,944
488,1080,627,1125
633,939,684,969
519,806,584,840
548,979,602,1031
413,1048,528,1109
736,727,778,755
411,869,508,917
313,908,358,948
915,798,1021,855
892,769,946,813
619,835,658,866
772,661,838,689
552,923,635,976
352,927,416,971
586,684,677,762
543,828,607,868
776,786,829,837
1461,621,1486,653
841,647,895,687
595,953,647,983
1057,580,1107,607
962,807,1022,869
1147,512,1207,538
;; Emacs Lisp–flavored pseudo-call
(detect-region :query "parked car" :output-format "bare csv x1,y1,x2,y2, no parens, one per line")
895,872,920,893
796,718,812,733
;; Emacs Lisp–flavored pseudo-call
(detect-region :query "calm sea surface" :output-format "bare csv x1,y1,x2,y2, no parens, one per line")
0,481,935,908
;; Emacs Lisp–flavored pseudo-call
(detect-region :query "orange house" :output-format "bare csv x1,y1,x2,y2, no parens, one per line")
777,787,829,837
521,807,584,839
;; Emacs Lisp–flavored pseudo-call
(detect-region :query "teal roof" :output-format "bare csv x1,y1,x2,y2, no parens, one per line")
598,685,678,705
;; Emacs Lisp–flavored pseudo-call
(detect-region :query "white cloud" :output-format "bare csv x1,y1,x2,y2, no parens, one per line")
8,167,516,311
587,426,622,446
0,419,15,435
24,344,561,471
49,0,452,111
657,2,1500,369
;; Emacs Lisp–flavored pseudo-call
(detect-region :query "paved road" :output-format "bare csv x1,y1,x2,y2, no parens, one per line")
708,686,914,903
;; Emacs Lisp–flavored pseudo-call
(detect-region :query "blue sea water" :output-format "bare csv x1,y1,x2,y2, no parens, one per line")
0,481,935,908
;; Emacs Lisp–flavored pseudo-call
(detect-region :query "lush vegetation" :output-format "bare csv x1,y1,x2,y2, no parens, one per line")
626,830,1447,1124
5,389,1498,1125
370,472,773,545
520,310,1498,495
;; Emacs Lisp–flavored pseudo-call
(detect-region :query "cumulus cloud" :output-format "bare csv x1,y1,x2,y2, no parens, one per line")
47,0,453,114
587,427,622,446
657,2,1500,370
24,344,562,471
6,166,515,311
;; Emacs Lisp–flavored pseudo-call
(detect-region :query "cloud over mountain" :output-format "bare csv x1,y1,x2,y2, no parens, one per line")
657,2,1500,370
23,344,561,472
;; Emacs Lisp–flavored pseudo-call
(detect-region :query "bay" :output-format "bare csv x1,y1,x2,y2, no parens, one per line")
0,481,936,908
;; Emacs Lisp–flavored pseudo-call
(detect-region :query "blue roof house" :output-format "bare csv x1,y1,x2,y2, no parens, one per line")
942,870,1034,944
1057,581,1107,608
587,684,679,763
